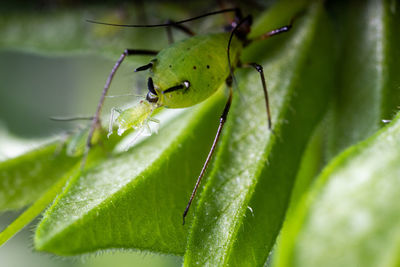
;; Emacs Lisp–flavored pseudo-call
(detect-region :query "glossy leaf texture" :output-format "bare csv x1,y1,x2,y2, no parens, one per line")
326,0,400,158
274,111,400,267
274,0,400,266
34,93,225,255
184,2,335,266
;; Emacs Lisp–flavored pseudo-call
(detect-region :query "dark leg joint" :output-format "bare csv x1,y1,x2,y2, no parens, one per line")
220,101,231,121
268,25,292,37
124,49,159,56
162,80,190,94
225,76,233,87
251,23,293,43
163,84,184,94
135,62,153,72
146,76,158,102
242,62,272,130
249,63,263,73
148,77,156,94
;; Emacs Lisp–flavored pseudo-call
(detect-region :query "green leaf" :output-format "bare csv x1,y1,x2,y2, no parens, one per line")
0,142,79,211
327,0,400,157
289,121,325,210
273,1,400,266
274,110,400,267
0,130,118,246
184,2,335,266
0,165,79,246
34,92,226,255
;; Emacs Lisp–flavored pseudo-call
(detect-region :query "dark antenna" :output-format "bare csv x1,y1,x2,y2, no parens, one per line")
226,15,252,88
86,8,239,28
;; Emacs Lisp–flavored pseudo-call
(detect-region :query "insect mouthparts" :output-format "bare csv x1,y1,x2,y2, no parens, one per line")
146,91,158,103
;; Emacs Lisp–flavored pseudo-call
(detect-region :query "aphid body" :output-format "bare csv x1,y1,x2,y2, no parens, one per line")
111,100,156,136
110,32,242,137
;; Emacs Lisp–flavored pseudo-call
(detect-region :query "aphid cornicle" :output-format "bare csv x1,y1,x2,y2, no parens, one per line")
84,8,293,224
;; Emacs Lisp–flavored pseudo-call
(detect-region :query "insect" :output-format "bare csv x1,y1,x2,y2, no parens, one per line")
84,8,293,225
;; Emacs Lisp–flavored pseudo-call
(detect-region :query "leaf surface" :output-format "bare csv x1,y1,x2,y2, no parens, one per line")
184,2,335,266
0,165,79,246
34,92,226,255
0,142,78,211
274,1,400,266
275,111,400,267
327,0,400,157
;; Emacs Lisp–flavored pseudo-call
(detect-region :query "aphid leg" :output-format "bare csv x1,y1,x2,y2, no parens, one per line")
108,107,122,138
124,126,145,151
82,49,158,169
242,63,272,129
149,117,160,134
143,123,152,136
54,131,70,156
135,62,153,72
182,82,233,225
165,19,195,44
149,117,160,123
252,20,293,42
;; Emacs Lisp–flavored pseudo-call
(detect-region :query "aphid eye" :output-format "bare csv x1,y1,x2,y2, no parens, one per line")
183,80,190,88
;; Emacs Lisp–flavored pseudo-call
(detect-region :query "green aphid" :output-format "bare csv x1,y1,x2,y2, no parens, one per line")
108,100,159,137
85,8,294,224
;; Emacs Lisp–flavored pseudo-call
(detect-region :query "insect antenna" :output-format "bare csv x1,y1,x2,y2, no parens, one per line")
86,8,240,28
50,116,94,121
105,93,143,98
227,15,252,88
